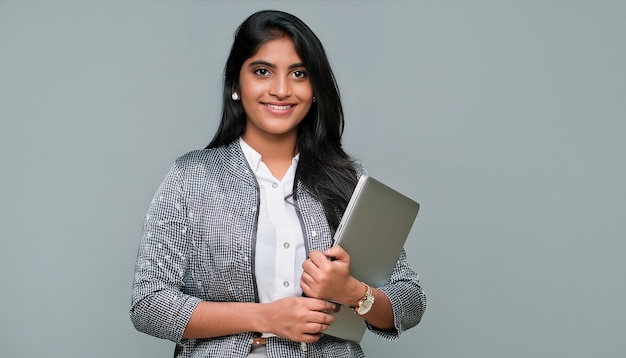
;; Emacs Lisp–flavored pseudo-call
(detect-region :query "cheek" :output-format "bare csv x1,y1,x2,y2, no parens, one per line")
240,81,265,98
297,85,314,102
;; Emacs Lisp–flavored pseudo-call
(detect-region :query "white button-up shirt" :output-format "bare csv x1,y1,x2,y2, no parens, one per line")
239,138,306,310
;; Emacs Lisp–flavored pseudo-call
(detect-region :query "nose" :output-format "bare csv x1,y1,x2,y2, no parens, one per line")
268,76,291,99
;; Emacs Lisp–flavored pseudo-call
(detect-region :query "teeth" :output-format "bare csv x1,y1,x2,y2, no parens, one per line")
265,103,293,110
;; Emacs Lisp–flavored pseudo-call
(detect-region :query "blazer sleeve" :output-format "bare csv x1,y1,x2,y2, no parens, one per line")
367,249,427,340
129,161,201,344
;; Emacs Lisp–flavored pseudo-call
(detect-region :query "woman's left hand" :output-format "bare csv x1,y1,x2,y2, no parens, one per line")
300,245,362,306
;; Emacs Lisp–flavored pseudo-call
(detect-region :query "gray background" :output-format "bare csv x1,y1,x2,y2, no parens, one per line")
1,0,624,357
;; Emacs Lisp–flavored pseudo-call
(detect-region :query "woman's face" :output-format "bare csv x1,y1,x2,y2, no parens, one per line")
238,36,313,144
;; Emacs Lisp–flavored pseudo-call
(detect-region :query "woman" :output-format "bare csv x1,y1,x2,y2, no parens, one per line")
130,9,426,358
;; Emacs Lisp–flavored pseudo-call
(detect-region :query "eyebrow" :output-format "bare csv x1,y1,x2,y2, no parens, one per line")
248,60,306,70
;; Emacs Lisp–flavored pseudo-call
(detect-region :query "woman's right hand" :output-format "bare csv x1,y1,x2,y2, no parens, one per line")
259,296,337,343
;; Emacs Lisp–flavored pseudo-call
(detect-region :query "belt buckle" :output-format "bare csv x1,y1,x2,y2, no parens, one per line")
251,336,267,347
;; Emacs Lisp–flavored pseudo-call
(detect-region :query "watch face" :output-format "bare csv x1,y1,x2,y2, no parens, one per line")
358,300,373,315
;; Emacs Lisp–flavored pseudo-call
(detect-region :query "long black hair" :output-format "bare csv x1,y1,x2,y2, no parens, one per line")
207,10,357,231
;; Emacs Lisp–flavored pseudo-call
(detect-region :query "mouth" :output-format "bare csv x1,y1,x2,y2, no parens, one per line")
263,103,295,110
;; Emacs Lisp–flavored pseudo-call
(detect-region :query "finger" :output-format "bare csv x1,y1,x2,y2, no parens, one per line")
300,332,323,343
300,276,324,299
300,269,320,288
315,314,332,325
304,322,330,334
300,276,312,294
301,296,336,312
307,310,335,327
325,245,349,261
301,258,318,274
326,302,339,313
307,250,330,267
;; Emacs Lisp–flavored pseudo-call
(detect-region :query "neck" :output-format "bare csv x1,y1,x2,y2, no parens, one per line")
241,131,298,181
241,132,298,161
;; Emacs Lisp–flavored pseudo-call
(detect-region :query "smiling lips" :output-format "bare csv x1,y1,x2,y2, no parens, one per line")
263,103,295,113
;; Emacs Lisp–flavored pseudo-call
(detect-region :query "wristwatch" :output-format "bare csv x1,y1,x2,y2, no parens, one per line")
353,283,375,315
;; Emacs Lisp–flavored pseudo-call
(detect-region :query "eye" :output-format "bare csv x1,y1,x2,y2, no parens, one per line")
291,70,307,79
253,68,270,76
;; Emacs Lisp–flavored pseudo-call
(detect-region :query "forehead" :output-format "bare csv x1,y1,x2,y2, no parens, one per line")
246,37,303,64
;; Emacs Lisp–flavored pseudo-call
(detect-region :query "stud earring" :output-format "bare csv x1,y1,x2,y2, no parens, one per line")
231,92,239,101
312,96,316,102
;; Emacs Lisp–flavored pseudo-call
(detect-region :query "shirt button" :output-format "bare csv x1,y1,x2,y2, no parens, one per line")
283,242,290,249
311,230,317,237
272,183,278,189
283,281,290,287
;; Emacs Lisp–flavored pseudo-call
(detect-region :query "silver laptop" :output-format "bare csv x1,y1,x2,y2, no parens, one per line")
323,175,420,343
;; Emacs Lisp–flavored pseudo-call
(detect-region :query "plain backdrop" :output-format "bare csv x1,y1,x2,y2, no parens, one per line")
1,1,625,357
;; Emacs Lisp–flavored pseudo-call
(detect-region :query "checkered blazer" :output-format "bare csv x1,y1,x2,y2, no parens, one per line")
130,140,426,357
